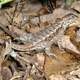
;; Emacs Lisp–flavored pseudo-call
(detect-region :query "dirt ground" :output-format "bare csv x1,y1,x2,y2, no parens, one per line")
0,0,80,80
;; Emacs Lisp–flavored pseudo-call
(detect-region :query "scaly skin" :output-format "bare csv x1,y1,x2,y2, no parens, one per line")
11,13,79,53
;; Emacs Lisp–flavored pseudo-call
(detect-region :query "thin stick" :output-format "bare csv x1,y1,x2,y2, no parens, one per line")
0,23,18,38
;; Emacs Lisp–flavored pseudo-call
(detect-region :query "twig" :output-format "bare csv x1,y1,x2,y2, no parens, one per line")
0,23,18,38
10,2,18,24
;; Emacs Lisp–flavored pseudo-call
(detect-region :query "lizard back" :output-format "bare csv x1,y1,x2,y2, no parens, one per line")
12,13,78,51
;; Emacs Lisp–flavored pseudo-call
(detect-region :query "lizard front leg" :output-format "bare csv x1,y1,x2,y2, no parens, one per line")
45,47,57,59
45,46,64,64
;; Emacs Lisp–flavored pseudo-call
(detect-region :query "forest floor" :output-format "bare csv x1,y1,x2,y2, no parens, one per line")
0,0,80,80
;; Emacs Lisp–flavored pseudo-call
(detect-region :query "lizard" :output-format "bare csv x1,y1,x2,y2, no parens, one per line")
10,13,80,58
0,13,79,60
